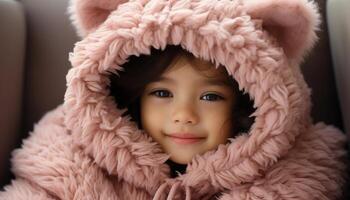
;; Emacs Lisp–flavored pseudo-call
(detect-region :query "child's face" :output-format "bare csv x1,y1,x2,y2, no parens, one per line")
140,55,236,164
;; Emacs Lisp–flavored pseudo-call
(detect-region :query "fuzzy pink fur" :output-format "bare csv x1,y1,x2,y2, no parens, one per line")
68,0,129,37
0,0,347,199
245,0,320,64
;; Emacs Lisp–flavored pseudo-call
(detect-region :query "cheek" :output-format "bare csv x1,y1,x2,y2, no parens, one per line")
140,99,165,136
201,104,233,141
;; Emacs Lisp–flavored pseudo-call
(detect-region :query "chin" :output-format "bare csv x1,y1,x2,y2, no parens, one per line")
170,156,191,165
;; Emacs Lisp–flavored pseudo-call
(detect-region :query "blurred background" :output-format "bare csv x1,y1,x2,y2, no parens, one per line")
0,0,349,193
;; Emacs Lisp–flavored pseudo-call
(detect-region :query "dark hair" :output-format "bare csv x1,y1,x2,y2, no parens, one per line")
109,45,255,136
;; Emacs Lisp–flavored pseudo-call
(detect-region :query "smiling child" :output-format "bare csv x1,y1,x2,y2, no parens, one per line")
0,0,348,199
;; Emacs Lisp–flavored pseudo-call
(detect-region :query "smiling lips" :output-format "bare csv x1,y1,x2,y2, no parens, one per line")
167,133,205,144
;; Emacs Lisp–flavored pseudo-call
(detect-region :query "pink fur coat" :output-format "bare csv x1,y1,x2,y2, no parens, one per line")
1,0,348,199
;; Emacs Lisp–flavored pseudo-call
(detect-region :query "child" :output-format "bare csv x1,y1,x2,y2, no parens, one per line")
0,0,348,199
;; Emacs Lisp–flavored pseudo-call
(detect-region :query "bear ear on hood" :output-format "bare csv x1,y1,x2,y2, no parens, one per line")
68,0,129,38
245,0,321,63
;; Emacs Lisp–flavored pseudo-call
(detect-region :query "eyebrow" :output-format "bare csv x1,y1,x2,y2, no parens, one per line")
154,76,232,87
154,77,175,83
203,78,232,87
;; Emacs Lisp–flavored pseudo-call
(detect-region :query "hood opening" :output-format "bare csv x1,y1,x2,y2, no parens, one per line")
109,45,256,138
108,45,256,174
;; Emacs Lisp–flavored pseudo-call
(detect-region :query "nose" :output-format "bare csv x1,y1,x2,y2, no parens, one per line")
172,101,199,125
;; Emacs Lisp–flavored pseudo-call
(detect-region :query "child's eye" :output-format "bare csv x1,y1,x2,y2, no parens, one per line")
201,93,224,101
150,90,173,98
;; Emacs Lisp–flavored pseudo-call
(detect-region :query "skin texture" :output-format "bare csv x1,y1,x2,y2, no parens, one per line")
140,54,236,164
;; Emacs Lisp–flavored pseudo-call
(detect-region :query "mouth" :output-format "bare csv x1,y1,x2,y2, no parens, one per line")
166,133,206,145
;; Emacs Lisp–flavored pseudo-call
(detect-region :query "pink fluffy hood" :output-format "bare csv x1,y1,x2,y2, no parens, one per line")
1,0,348,199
